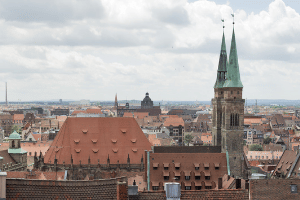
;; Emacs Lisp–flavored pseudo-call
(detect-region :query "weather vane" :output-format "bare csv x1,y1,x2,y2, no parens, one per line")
221,19,225,29
231,13,235,25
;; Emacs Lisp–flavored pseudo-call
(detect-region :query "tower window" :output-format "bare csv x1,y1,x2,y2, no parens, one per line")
231,91,233,94
237,91,239,94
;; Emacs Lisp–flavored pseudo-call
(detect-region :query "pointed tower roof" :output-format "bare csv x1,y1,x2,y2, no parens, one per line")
214,30,228,89
223,27,243,88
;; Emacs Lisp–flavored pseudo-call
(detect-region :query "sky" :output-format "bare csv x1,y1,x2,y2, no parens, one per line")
1,0,300,102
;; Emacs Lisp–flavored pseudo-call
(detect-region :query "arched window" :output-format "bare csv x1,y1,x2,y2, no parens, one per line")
12,140,15,148
230,113,240,127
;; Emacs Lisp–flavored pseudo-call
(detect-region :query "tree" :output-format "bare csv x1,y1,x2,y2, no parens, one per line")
243,140,247,146
249,144,263,151
263,137,272,144
11,125,21,133
184,134,194,146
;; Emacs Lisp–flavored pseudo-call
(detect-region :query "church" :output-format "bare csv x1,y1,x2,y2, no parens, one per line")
212,23,248,178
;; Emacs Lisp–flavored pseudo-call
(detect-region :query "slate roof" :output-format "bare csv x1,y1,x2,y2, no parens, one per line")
43,117,152,165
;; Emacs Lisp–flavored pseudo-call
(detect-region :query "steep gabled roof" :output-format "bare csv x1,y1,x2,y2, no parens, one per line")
223,28,243,88
214,31,228,89
44,117,152,165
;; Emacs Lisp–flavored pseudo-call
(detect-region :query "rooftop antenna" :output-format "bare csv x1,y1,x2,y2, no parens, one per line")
5,82,7,106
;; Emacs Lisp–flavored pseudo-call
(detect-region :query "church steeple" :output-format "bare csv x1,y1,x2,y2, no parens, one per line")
223,26,243,88
214,27,228,89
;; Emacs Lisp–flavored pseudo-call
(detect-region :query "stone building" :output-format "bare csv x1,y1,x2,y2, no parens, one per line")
141,92,153,109
212,26,248,179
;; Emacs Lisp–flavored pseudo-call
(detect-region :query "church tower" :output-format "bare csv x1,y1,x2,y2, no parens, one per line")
212,21,245,178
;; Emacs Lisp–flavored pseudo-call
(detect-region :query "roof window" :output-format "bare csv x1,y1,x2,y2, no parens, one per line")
82,129,88,134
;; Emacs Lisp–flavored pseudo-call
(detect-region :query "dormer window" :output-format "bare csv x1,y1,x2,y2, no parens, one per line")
175,163,180,170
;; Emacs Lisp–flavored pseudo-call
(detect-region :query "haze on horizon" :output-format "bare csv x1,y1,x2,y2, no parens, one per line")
0,0,300,102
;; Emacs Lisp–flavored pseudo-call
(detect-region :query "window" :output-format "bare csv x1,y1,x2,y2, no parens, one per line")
266,156,268,159
195,167,199,170
29,152,32,156
185,176,190,180
215,166,219,170
153,167,158,170
291,185,297,193
195,176,200,180
231,91,233,94
175,176,180,180
185,186,191,190
205,176,210,180
205,186,212,189
164,176,169,180
164,167,168,170
250,156,252,159
195,186,201,190
152,186,159,190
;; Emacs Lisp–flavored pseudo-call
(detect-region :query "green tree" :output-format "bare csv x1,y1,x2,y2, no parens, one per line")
263,137,272,144
184,134,194,146
11,125,21,133
243,140,247,146
249,144,263,151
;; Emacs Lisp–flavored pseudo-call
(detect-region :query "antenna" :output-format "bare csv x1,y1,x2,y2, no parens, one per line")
5,82,7,106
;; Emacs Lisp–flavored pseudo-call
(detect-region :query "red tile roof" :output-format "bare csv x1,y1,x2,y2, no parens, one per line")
163,117,184,127
13,114,24,121
44,117,152,165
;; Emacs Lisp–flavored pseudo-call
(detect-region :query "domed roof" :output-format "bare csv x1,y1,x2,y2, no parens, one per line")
9,131,21,139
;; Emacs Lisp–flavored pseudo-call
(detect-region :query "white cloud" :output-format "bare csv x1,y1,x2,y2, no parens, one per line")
0,0,299,101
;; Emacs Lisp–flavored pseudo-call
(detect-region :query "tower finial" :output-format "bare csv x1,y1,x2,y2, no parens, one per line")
231,14,235,25
221,19,225,29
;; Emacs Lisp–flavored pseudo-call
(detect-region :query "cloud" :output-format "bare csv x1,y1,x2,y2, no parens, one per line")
0,0,299,101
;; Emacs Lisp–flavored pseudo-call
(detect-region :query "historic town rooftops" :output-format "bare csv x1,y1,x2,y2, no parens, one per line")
43,117,152,165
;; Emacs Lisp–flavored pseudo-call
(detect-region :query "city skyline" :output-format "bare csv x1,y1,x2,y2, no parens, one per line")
0,0,300,101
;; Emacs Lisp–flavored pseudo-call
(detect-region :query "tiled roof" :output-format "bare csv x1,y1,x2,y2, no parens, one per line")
44,117,152,165
6,170,65,180
149,152,227,190
272,150,297,178
32,134,41,141
13,114,24,121
0,150,17,165
123,112,149,119
21,141,52,157
164,117,184,127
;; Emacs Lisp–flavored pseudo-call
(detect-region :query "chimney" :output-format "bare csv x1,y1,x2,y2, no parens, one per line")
236,179,241,189
0,172,7,199
165,182,181,200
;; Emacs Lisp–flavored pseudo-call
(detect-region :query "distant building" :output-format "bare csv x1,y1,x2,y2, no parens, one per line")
117,93,161,117
51,109,69,116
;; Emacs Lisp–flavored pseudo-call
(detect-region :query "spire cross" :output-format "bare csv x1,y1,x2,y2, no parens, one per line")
231,14,235,25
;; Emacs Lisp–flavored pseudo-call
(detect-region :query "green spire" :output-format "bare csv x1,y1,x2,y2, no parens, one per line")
223,27,243,88
214,31,228,89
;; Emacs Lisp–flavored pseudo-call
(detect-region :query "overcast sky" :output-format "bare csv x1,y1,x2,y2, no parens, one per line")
1,0,300,102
